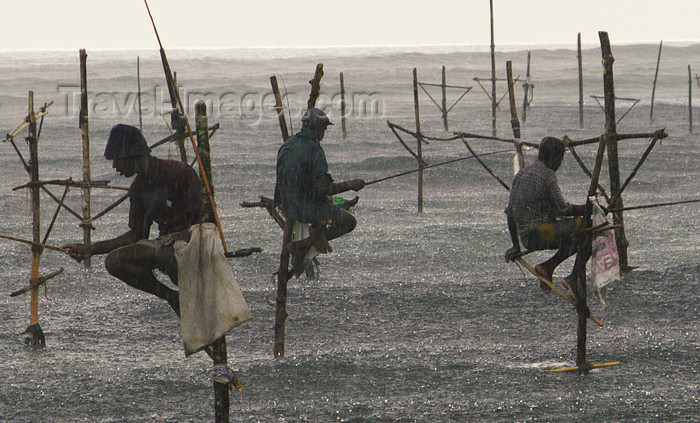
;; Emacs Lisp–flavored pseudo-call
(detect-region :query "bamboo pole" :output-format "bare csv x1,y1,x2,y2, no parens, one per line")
599,31,630,272
27,91,44,347
689,65,693,133
522,51,531,123
340,72,347,139
578,33,584,128
489,0,497,136
79,49,92,269
506,61,524,171
649,41,662,123
413,68,424,213
144,0,230,255
270,76,289,141
442,66,448,131
195,101,230,422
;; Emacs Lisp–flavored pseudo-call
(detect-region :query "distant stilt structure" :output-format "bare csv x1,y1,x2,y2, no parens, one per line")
79,49,92,269
649,41,662,123
137,56,144,131
689,65,693,134
413,68,424,213
489,0,497,136
577,33,584,128
340,72,348,139
521,51,533,124
441,66,448,130
416,67,472,131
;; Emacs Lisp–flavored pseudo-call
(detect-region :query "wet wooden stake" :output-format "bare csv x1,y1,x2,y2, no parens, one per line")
688,65,693,133
599,31,630,271
577,33,584,128
195,101,229,422
340,72,347,139
489,0,497,136
270,76,289,141
506,61,524,170
79,49,92,269
649,41,662,123
413,68,424,213
307,64,324,110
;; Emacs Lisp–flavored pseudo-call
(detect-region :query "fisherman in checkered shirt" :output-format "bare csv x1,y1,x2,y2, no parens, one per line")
504,137,585,297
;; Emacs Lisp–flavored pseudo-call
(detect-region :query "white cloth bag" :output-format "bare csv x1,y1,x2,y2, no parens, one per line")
174,223,251,356
590,199,620,305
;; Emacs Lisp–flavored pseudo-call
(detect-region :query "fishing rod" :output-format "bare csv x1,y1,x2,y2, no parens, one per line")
364,149,512,186
607,198,700,213
143,0,230,254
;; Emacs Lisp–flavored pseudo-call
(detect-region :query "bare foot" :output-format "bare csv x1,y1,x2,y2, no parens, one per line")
534,264,552,293
561,276,578,298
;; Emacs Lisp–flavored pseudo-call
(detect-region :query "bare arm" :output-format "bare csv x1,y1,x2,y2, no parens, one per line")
318,179,365,196
61,229,142,262
505,213,520,262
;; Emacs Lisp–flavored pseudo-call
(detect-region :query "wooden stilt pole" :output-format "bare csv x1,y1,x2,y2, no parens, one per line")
489,0,497,136
26,91,44,347
274,220,292,358
79,49,92,269
578,33,584,129
649,41,662,123
522,51,531,123
441,65,448,131
689,65,693,134
413,68,424,213
599,32,630,271
572,132,608,374
195,101,229,422
307,64,324,110
270,76,289,141
340,72,347,139
506,61,524,170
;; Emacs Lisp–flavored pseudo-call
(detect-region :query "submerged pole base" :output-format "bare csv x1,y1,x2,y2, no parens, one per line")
21,323,45,348
546,361,621,373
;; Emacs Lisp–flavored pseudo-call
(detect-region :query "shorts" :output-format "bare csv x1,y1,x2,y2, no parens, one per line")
522,217,582,251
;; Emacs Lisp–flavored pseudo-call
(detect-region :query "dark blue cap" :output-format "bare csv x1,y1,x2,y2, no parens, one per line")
104,124,151,160
301,108,334,128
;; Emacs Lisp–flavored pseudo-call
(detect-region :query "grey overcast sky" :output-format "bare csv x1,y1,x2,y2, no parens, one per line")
1,0,698,50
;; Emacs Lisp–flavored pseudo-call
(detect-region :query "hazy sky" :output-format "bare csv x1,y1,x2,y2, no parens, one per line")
1,0,698,50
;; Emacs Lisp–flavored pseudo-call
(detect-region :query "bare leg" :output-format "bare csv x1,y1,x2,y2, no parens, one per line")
104,244,180,316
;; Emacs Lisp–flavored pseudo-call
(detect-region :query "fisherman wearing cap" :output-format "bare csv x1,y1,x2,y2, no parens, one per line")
504,136,586,297
62,124,200,315
274,108,365,275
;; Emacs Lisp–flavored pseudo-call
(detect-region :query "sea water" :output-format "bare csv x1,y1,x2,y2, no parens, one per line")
0,43,697,422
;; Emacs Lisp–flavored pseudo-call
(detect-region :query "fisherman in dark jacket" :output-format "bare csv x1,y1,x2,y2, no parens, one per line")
62,124,200,316
274,108,364,274
504,136,586,296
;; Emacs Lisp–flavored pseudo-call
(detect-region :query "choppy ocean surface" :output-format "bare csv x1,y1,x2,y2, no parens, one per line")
0,43,698,422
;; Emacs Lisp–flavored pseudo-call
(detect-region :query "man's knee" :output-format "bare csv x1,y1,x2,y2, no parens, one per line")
104,251,123,278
